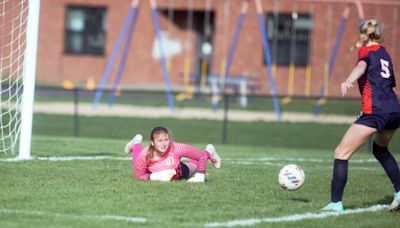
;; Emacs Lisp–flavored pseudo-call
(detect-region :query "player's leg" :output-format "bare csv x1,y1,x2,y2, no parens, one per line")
322,124,376,213
124,134,143,154
124,134,143,163
184,160,198,178
334,124,376,160
374,129,400,193
177,161,205,182
375,129,400,212
205,144,221,168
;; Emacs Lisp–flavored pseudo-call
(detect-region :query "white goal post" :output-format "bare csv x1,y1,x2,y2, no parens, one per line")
0,0,40,159
18,0,40,159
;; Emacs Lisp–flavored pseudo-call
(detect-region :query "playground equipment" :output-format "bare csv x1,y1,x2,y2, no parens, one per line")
90,0,400,119
212,0,281,120
92,0,175,111
314,1,364,116
175,0,194,101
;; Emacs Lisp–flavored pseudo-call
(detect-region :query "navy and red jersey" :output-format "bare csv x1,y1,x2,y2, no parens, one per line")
357,45,400,114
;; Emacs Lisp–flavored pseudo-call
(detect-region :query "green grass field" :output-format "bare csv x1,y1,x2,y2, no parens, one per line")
1,112,400,227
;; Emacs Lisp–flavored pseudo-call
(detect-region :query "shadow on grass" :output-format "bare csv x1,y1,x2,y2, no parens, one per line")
290,197,310,203
346,194,392,210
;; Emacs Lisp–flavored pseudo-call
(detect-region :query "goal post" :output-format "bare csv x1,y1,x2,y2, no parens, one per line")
0,0,40,159
18,0,40,160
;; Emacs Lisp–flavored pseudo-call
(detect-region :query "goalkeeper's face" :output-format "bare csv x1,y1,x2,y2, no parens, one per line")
152,133,171,154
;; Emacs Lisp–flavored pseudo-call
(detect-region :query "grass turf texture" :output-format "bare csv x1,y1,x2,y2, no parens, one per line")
1,114,400,227
30,113,400,152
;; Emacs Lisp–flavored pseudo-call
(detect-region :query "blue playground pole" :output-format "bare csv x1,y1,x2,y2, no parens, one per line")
213,8,247,111
257,12,281,120
108,8,139,106
92,7,136,108
151,1,175,112
314,8,349,116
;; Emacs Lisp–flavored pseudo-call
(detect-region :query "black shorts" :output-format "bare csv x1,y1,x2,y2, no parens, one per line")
172,162,190,180
354,112,400,132
180,162,190,179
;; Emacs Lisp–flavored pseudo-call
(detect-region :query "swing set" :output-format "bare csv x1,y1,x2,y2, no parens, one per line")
92,0,175,111
91,0,399,120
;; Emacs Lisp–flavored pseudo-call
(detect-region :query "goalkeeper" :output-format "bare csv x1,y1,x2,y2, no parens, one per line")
124,126,221,182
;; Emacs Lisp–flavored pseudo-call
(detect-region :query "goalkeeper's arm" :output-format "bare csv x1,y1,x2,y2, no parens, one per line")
149,169,176,182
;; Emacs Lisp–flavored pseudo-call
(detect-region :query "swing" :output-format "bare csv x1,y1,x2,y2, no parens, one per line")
175,0,195,101
281,3,299,105
92,0,175,111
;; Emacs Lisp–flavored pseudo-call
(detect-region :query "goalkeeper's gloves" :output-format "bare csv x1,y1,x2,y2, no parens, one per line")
149,169,176,182
187,172,205,183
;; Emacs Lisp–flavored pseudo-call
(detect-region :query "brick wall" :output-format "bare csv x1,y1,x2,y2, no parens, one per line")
36,0,400,97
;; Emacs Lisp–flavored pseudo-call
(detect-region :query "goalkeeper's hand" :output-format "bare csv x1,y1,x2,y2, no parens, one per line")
187,173,205,183
149,169,176,182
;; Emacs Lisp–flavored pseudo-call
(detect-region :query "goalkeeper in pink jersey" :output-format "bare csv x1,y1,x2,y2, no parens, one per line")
124,126,221,182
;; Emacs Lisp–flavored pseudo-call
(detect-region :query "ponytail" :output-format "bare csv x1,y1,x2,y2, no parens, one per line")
355,19,384,48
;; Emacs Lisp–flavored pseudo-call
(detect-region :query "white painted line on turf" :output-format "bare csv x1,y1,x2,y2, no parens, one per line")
204,204,388,227
0,208,147,223
225,161,379,171
0,156,379,172
37,156,131,161
0,156,131,162
1,156,377,165
224,158,380,171
225,157,377,163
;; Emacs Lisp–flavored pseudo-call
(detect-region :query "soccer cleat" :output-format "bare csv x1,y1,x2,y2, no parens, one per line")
388,191,400,212
206,144,221,168
321,201,344,213
124,134,143,154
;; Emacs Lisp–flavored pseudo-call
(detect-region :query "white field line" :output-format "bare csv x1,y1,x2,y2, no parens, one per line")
0,156,377,164
224,157,377,163
204,204,388,227
1,156,379,171
223,158,379,171
0,156,376,165
225,161,379,171
0,208,146,223
0,205,388,226
33,102,356,124
0,156,131,162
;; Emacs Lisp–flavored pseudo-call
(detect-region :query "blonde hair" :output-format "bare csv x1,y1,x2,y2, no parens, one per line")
356,19,384,48
146,126,172,160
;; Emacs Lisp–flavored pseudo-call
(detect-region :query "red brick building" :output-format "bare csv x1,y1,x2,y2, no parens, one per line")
36,0,400,97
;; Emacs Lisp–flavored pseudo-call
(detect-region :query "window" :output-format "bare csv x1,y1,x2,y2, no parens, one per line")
65,6,107,55
266,13,313,67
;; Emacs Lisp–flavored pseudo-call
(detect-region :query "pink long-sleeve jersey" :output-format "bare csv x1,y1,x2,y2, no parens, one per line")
133,142,208,180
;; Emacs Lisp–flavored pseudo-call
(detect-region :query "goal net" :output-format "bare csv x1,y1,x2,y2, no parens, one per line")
0,0,39,159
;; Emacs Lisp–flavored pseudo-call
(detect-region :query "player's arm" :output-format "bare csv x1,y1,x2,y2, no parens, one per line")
135,163,175,181
391,70,399,102
149,169,176,182
341,60,367,96
174,143,207,167
393,87,400,103
134,151,176,181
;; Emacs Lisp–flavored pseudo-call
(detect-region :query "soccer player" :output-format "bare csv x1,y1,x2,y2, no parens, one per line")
321,19,400,213
124,126,221,182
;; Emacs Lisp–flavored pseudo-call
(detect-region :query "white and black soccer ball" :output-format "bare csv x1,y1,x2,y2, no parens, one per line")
278,164,305,191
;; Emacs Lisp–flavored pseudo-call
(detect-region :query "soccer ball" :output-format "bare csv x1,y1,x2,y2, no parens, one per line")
278,164,305,191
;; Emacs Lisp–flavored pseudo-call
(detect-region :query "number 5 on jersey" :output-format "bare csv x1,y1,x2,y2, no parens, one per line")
380,59,391,78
